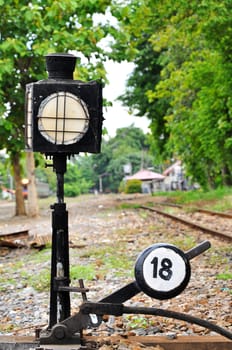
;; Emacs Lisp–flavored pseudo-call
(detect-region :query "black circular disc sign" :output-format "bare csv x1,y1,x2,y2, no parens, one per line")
135,243,191,300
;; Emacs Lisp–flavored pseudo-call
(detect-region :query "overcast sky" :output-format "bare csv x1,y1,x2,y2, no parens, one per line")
102,60,150,137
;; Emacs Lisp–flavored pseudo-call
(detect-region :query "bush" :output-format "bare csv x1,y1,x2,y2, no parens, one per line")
118,180,126,193
125,179,142,194
64,178,92,197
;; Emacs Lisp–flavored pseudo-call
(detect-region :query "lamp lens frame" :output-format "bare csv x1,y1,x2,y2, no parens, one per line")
38,91,89,145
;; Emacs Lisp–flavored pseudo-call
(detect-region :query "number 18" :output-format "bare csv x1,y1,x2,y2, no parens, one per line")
151,257,173,281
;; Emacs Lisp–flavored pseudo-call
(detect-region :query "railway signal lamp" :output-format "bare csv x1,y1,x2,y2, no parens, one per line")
24,53,103,331
25,53,103,155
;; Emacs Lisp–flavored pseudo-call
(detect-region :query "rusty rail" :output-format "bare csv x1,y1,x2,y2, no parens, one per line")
140,205,232,241
154,201,232,219
196,208,232,219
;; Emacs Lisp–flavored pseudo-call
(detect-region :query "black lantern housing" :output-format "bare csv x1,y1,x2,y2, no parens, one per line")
25,53,103,155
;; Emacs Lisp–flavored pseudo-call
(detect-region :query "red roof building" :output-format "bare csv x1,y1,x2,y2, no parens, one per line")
126,169,165,193
126,169,165,181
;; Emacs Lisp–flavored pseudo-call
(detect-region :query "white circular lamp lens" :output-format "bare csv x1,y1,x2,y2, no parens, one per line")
38,92,89,145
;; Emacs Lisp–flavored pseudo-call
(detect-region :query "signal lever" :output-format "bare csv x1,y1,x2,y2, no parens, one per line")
39,240,232,344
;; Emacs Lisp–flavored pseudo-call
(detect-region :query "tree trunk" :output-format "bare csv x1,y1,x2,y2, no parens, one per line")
26,152,39,217
11,152,26,216
221,165,232,186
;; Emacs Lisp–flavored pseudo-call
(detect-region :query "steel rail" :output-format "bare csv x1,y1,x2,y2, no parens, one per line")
153,202,232,219
196,208,232,218
140,205,232,241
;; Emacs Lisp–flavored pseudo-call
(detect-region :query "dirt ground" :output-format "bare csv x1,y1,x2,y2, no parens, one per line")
0,193,231,340
0,193,164,238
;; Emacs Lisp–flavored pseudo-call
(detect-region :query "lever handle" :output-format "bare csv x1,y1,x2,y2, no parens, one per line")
185,240,211,260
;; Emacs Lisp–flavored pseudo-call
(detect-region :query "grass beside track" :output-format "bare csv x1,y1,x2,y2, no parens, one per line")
152,187,232,211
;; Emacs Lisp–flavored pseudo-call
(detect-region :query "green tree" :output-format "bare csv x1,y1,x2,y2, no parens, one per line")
110,0,232,188
0,153,11,193
93,126,153,192
41,126,155,195
64,160,94,197
118,42,169,161
0,0,112,214
148,0,232,187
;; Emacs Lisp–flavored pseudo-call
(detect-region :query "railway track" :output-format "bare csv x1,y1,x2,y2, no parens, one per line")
157,201,232,219
140,205,232,241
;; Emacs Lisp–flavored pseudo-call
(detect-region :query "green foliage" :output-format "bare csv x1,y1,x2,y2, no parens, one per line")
64,181,90,197
153,187,232,205
171,235,197,252
118,180,126,193
93,126,153,192
125,179,142,194
27,269,51,292
70,265,96,281
216,272,232,281
80,244,134,278
0,0,114,207
34,125,154,195
116,202,141,209
118,42,169,159
0,154,11,189
206,246,231,267
126,315,154,330
110,0,232,188
64,159,94,197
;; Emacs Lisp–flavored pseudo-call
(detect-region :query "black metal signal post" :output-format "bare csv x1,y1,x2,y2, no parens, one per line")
49,154,70,328
25,52,103,335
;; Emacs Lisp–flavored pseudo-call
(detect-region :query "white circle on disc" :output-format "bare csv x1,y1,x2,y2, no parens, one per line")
143,247,187,292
